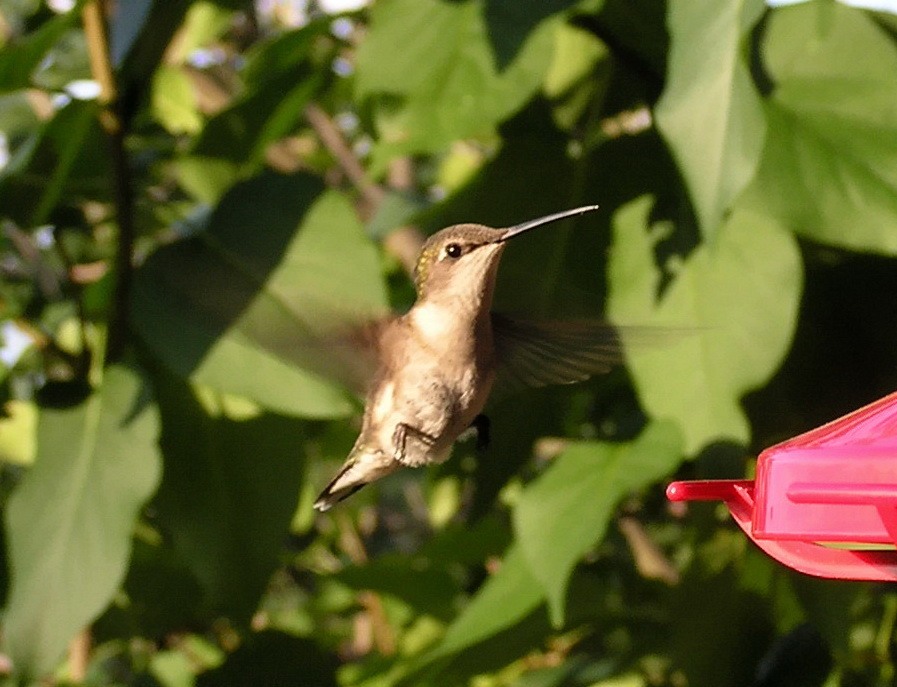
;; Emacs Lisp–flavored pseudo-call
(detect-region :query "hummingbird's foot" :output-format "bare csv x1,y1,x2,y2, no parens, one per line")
393,422,437,466
471,414,490,451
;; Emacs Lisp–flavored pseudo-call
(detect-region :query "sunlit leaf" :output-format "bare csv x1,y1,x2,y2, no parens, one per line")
148,649,196,687
740,0,897,254
655,0,766,238
0,400,37,466
163,1,235,64
152,64,202,135
4,366,161,679
514,421,682,626
543,23,606,99
356,0,557,165
174,156,241,204
607,196,802,453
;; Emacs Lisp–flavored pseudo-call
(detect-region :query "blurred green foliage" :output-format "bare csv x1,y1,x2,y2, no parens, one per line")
1,0,897,685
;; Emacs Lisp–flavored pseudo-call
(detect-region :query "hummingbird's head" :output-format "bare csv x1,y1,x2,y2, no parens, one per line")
413,224,504,300
412,206,600,303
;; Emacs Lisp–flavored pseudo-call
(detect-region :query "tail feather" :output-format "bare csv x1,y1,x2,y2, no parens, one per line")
313,480,367,512
313,448,400,511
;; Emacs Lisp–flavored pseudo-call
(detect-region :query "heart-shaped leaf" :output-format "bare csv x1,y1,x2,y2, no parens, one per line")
607,196,801,453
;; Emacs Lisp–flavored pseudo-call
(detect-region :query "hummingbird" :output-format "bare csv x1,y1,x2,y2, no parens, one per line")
314,205,622,511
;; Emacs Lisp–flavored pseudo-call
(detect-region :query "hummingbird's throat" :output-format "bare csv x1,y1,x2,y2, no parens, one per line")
411,297,485,347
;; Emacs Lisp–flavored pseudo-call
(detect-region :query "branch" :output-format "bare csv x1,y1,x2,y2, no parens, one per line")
618,516,680,585
304,104,423,275
2,221,62,299
384,156,424,277
82,0,135,361
305,103,384,212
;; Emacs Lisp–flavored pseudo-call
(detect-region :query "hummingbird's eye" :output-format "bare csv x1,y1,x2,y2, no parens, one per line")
445,243,463,259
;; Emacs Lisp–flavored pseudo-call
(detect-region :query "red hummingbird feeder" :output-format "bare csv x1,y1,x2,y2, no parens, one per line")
667,390,897,581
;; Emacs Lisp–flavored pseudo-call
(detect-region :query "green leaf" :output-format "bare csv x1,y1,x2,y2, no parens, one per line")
174,155,241,205
412,545,544,667
3,366,162,680
543,23,606,99
365,190,427,241
483,0,581,69
0,400,36,466
0,91,41,140
151,371,308,621
132,172,388,418
191,23,326,169
514,421,682,627
0,6,82,93
29,25,91,92
100,538,204,639
191,73,321,169
335,553,460,620
0,100,108,227
740,1,897,255
670,558,774,687
163,1,235,64
241,21,324,87
148,649,196,687
152,64,202,135
655,0,766,237
356,0,557,165
607,196,802,454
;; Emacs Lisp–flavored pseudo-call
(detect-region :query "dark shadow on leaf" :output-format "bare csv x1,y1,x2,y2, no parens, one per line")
692,440,749,481
744,239,897,454
132,171,323,379
149,366,308,623
34,380,92,409
484,0,577,70
753,623,832,687
573,0,668,101
196,630,339,687
132,169,384,415
672,564,774,687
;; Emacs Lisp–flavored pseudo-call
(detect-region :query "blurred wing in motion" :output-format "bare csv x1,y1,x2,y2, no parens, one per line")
491,313,624,396
132,236,389,405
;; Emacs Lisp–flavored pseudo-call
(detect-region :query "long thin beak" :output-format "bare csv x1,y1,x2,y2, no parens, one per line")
498,205,600,242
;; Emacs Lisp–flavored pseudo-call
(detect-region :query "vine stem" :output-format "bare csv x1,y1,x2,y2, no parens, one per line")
82,0,135,361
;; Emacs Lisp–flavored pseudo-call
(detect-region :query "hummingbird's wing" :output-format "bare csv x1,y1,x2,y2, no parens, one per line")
491,313,623,396
260,316,385,396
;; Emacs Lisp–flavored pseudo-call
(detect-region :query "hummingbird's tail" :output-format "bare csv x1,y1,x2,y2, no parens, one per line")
313,446,400,511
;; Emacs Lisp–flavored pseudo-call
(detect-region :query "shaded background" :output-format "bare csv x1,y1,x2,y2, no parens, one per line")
1,0,897,685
